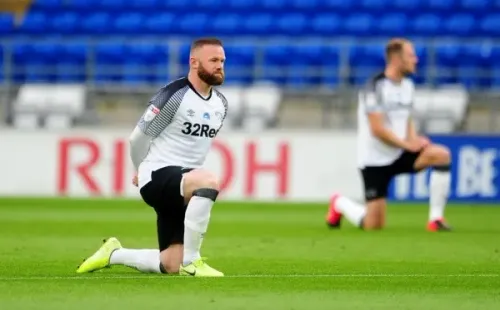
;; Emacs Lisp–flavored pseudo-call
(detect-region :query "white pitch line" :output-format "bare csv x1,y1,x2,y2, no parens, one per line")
0,274,498,280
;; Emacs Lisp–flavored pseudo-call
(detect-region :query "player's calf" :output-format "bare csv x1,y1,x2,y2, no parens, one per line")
414,144,453,231
363,198,387,230
159,244,183,274
180,169,224,276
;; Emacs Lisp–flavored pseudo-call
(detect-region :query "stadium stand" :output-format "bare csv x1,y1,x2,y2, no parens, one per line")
1,0,499,89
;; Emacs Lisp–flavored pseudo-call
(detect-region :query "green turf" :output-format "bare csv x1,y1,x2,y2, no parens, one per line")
0,198,499,309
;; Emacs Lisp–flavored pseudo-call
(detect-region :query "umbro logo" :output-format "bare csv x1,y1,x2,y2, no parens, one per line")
187,109,195,117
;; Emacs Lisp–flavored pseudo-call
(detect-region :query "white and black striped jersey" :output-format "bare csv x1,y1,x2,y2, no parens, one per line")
357,73,415,168
129,77,228,189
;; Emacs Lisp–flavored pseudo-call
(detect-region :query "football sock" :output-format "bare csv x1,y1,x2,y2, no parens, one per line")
429,165,451,221
183,188,218,266
336,195,366,227
110,249,161,273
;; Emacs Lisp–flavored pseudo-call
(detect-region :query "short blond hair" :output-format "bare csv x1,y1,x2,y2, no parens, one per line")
385,38,411,59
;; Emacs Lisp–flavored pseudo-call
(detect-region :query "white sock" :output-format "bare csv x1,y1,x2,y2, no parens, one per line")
336,196,366,227
183,192,216,266
109,248,161,273
429,168,451,221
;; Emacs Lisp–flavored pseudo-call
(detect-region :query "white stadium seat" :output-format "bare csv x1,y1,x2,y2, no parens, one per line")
12,84,86,129
240,82,282,131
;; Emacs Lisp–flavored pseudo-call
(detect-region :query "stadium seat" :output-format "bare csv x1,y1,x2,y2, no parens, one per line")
144,13,176,34
460,0,490,11
113,13,144,34
226,0,256,11
94,42,127,84
56,43,87,83
445,14,476,36
276,14,308,36
435,43,461,85
377,14,408,36
240,83,282,130
291,0,321,11
412,14,441,36
178,13,209,36
17,12,48,34
243,14,275,35
427,0,455,11
224,44,256,84
0,45,3,83
310,14,341,36
343,14,375,36
67,0,102,10
51,12,80,34
349,44,385,85
212,14,241,35
392,0,421,12
0,13,13,34
81,13,112,35
13,42,61,83
31,0,63,10
480,14,500,36
262,43,292,86
322,0,353,11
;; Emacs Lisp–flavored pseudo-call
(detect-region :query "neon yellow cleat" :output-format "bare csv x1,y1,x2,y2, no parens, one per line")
76,237,122,274
179,258,224,277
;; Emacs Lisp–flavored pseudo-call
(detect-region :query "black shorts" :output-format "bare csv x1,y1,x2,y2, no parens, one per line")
360,151,422,201
139,166,193,251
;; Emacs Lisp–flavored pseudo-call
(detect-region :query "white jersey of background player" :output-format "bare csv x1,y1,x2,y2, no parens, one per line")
77,38,228,277
326,38,453,232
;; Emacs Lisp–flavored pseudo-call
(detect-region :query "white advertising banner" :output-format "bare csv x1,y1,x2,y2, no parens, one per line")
0,129,364,201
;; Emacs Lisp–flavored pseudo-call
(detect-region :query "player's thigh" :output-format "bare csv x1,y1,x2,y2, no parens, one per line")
414,144,451,171
181,168,220,204
139,166,188,251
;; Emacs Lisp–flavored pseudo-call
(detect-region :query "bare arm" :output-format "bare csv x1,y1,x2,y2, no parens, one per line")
368,112,410,149
406,117,418,141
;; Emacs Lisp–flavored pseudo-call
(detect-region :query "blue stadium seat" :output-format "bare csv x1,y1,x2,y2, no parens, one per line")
460,0,490,11
144,13,176,34
276,14,308,36
435,44,460,85
243,14,275,35
226,0,257,11
82,13,112,35
13,43,59,83
262,44,292,85
94,43,127,84
51,12,80,34
360,0,391,12
0,45,4,83
427,0,456,11
31,0,63,10
194,0,226,11
67,0,101,10
162,0,192,10
121,44,169,84
17,12,48,34
55,43,87,82
212,14,241,35
445,14,476,36
392,0,421,12
377,14,408,36
457,44,492,89
412,45,428,84
0,14,13,34
224,44,256,84
311,14,341,36
291,0,321,11
343,14,375,36
113,13,145,34
412,14,441,36
322,0,354,11
178,13,209,36
480,14,500,36
260,0,288,11
99,0,127,9
348,44,385,85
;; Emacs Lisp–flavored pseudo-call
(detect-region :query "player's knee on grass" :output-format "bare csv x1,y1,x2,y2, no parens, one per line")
182,169,219,203
160,244,183,274
364,199,386,230
415,144,451,170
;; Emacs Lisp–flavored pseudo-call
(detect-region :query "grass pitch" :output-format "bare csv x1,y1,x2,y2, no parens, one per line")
0,198,499,309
